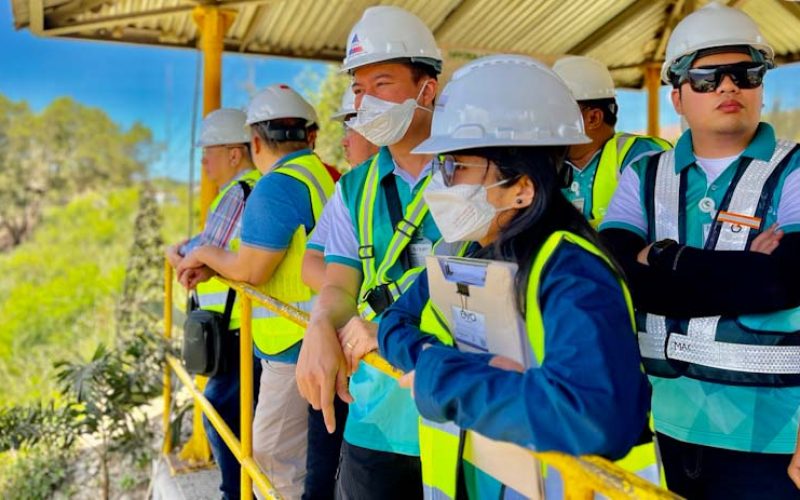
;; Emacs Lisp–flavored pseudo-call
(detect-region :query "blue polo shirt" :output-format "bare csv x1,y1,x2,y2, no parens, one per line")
601,123,800,453
323,147,440,456
241,149,317,363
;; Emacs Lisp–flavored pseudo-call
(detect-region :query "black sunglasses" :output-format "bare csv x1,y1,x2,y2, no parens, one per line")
679,62,766,93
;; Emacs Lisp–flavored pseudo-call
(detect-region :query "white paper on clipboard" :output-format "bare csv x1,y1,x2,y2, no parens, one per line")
426,255,532,368
425,254,543,498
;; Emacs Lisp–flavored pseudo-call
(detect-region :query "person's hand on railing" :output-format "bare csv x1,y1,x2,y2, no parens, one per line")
338,317,379,376
179,265,216,289
297,318,354,434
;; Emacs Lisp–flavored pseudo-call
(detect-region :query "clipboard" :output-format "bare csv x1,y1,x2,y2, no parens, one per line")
425,255,533,368
425,254,543,499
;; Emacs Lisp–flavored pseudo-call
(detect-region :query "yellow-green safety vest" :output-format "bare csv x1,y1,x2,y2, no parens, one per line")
590,132,671,227
417,231,657,499
250,153,335,355
195,168,261,330
356,154,433,321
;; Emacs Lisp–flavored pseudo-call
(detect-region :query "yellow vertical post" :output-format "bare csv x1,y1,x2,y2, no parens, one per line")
194,5,236,226
645,63,662,138
177,6,237,465
162,260,174,455
240,295,255,500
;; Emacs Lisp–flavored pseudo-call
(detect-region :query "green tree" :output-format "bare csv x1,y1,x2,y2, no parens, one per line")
0,95,158,249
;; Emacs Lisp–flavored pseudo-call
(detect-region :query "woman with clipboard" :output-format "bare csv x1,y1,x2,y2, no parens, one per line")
343,55,651,499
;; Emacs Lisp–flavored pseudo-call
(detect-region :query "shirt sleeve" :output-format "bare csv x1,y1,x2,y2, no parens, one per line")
307,199,335,252
621,139,667,172
777,167,800,233
240,173,315,251
599,163,648,238
322,183,361,270
202,182,247,249
378,271,445,373
412,244,650,460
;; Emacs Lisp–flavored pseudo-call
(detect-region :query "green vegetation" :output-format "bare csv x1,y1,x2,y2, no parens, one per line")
0,94,187,498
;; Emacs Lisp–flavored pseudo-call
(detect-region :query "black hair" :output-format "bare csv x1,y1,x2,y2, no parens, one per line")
580,98,618,127
462,146,625,315
250,117,311,153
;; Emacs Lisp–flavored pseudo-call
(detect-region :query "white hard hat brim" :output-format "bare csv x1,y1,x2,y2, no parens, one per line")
412,134,591,156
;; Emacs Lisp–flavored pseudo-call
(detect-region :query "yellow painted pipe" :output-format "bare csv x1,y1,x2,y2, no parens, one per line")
646,63,662,139
240,295,255,500
162,260,174,455
193,6,236,227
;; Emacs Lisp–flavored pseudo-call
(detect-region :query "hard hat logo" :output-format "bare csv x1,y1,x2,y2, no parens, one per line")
349,34,365,56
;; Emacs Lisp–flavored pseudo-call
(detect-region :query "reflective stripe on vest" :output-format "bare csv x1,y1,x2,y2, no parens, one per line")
419,232,655,498
591,133,671,226
637,140,800,383
195,169,261,329
356,155,433,320
250,153,335,355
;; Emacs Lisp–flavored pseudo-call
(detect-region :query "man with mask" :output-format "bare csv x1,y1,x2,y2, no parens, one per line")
600,3,800,497
295,6,440,498
553,55,670,227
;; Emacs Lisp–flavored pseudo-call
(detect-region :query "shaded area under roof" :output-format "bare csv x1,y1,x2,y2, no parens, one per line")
10,0,800,88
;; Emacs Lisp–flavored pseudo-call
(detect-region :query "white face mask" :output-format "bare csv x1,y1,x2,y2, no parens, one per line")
346,81,431,147
423,171,510,243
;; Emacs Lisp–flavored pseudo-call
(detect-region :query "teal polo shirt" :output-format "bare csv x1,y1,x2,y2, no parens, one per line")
328,146,440,456
602,123,800,453
563,135,667,220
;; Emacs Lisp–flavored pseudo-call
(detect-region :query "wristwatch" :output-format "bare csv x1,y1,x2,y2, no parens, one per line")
647,239,679,268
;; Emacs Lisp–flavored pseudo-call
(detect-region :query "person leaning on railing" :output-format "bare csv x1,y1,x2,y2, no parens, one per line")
178,84,335,499
298,86,379,499
166,108,261,500
343,55,651,499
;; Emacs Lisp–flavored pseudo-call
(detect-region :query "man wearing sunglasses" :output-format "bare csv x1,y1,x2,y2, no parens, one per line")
599,2,800,497
553,56,671,228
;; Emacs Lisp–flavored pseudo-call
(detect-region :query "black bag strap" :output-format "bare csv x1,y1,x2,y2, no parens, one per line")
238,179,253,200
381,175,412,272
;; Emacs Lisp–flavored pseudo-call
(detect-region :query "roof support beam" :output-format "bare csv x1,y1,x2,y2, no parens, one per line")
47,0,114,24
40,0,272,36
565,0,655,55
651,0,691,63
28,0,43,34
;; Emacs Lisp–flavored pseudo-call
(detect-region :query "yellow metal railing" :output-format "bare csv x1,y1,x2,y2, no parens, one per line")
162,260,681,500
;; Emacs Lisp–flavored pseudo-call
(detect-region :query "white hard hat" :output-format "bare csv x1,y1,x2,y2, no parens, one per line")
245,84,318,126
196,108,251,147
342,6,442,74
553,56,615,101
662,1,774,83
332,87,356,122
413,55,590,155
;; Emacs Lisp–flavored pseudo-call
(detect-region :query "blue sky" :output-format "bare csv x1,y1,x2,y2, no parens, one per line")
2,2,799,180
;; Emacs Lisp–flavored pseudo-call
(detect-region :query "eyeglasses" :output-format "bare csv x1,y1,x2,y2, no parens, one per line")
679,62,766,93
432,155,489,186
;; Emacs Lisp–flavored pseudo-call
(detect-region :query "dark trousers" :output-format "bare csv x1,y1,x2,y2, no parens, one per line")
203,333,262,500
334,441,422,500
303,396,349,499
658,432,800,500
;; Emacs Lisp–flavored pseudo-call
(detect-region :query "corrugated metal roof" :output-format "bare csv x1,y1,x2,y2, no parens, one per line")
10,0,800,88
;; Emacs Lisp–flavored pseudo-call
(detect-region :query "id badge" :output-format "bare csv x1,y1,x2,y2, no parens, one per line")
451,306,488,352
409,237,432,268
